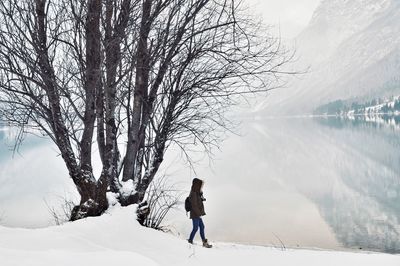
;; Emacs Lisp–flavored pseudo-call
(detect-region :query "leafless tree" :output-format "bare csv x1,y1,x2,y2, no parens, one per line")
45,196,76,225
0,0,292,221
141,175,184,231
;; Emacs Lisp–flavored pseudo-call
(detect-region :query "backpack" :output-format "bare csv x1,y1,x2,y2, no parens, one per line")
184,196,191,212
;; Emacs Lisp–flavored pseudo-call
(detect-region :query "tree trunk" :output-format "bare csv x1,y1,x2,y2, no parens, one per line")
70,0,107,220
123,0,153,183
70,174,108,221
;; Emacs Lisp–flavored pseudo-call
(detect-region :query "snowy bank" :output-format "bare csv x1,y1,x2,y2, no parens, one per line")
0,206,399,266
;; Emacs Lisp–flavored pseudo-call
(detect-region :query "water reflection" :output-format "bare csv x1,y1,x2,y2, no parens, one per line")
1,116,400,253
168,115,400,254
317,114,400,131
315,115,400,253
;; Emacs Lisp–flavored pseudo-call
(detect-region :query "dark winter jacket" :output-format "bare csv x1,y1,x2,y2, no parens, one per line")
189,178,206,219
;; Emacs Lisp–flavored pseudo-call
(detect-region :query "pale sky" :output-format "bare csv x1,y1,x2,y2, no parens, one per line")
244,0,321,39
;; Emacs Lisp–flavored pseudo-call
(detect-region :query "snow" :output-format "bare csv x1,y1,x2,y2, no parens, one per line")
258,0,400,115
120,179,136,197
0,205,398,266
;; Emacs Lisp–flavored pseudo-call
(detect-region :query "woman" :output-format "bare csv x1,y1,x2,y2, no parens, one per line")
188,178,212,248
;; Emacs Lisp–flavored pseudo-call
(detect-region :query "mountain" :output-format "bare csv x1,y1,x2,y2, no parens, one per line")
258,0,400,115
314,95,400,116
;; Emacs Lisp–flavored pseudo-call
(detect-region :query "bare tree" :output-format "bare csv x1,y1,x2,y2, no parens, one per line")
45,195,76,225
140,175,184,231
0,0,291,221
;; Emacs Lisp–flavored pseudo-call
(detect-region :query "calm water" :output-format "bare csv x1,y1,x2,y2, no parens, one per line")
1,116,400,253
171,115,400,254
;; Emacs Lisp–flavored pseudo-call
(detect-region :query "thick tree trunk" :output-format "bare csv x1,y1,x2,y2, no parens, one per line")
70,0,109,220
123,0,153,183
102,0,132,193
70,174,108,221
80,0,102,175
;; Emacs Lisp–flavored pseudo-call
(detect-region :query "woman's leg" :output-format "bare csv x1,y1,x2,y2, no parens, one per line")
189,218,200,242
199,218,206,241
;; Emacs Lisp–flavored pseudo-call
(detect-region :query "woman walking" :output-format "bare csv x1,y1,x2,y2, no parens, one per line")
187,178,212,248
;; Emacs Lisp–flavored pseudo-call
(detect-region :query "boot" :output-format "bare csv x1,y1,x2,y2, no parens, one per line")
202,239,212,248
188,239,194,244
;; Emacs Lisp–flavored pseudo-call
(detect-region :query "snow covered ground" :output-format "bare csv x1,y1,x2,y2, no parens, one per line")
0,206,399,266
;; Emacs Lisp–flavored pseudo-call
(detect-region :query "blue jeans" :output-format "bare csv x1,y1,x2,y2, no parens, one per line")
189,217,206,241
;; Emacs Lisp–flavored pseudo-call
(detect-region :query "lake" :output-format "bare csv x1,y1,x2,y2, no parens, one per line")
171,115,400,254
0,115,399,254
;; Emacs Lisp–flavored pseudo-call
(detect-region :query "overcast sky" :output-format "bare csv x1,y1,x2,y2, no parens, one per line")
244,0,321,39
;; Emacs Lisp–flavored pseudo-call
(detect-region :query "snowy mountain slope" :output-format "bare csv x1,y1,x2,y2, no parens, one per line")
296,0,391,64
0,205,399,266
260,0,400,114
312,2,400,100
